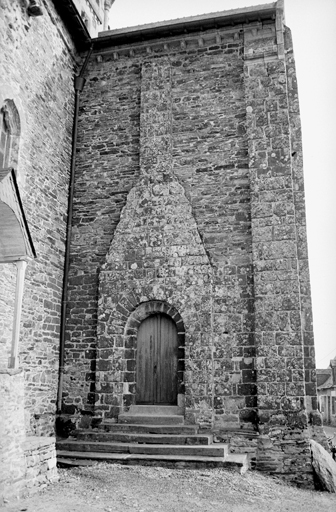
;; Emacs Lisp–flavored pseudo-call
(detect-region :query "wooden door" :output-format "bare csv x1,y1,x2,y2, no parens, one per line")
136,314,178,405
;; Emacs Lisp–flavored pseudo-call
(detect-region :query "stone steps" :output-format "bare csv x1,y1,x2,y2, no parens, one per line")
99,422,199,435
57,450,249,470
57,440,228,457
56,408,250,474
75,430,212,445
128,405,183,415
118,414,184,425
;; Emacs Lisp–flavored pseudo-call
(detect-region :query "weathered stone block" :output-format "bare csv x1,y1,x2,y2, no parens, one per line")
310,440,336,492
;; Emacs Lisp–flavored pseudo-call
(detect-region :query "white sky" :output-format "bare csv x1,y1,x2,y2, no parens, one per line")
108,0,336,368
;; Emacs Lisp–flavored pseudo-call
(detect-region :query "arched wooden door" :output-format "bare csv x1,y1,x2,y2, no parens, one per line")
136,313,178,405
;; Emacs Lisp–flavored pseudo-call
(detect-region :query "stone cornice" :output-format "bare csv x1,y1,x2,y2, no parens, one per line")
94,25,245,61
95,3,277,50
92,21,280,65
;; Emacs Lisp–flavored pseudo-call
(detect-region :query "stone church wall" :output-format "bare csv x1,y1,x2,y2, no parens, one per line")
0,0,78,435
0,370,26,500
0,0,325,492
95,59,215,425
61,10,322,485
242,24,317,483
0,370,58,501
63,56,142,412
0,263,16,367
64,26,254,425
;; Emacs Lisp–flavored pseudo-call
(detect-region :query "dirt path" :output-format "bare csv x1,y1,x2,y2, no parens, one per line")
2,463,336,512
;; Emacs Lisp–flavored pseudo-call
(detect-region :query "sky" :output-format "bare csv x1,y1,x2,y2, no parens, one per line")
108,0,336,368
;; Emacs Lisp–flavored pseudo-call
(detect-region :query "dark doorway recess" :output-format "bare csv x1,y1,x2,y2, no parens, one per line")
136,313,178,405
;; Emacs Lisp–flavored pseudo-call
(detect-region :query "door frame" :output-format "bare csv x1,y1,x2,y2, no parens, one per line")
124,300,185,410
136,312,179,405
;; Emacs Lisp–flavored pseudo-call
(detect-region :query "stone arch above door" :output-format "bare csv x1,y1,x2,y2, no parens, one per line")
95,299,186,418
125,300,185,337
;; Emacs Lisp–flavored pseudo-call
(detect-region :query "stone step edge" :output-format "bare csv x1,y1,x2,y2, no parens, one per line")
214,430,259,438
128,405,184,414
103,419,189,423
75,432,212,442
118,411,184,419
57,441,228,454
98,423,198,430
57,451,249,468
121,413,183,416
57,440,227,448
57,451,229,463
58,452,249,462
57,458,96,467
57,452,249,474
118,415,184,424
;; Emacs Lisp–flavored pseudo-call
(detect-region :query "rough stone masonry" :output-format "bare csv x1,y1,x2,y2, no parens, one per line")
0,0,80,500
58,2,324,487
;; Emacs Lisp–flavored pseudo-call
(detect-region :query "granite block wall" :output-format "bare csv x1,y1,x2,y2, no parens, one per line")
284,26,316,406
243,21,318,485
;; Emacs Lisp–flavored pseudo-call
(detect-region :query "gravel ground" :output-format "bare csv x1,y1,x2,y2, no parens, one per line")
2,462,336,512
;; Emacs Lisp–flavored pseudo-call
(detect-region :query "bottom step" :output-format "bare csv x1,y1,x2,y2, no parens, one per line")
57,451,249,474
58,458,96,467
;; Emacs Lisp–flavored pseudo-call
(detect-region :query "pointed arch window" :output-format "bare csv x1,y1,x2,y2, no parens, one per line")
0,101,34,368
0,108,11,168
0,99,21,170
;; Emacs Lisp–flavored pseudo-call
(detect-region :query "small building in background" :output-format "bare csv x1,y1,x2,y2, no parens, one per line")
317,357,336,426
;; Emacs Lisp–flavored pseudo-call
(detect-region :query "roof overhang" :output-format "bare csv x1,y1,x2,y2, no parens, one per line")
0,169,36,263
51,0,91,50
96,2,277,49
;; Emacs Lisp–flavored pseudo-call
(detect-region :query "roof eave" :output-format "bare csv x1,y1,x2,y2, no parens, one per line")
95,2,277,48
51,0,91,50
